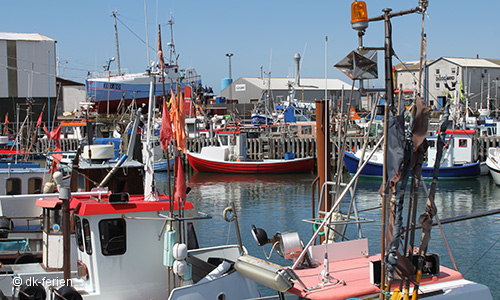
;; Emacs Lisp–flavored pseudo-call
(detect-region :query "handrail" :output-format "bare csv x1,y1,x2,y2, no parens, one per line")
292,136,383,270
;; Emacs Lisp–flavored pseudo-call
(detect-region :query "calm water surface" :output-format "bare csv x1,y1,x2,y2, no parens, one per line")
155,171,500,299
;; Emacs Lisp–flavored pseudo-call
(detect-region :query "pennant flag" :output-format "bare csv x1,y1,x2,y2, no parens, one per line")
184,86,192,117
47,124,62,142
174,156,186,204
36,111,43,128
159,97,174,150
349,106,361,120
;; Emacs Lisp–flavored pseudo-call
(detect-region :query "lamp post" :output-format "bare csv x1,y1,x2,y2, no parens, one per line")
226,53,234,115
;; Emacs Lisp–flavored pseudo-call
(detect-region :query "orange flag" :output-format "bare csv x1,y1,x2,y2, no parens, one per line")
36,111,43,128
349,106,361,120
170,88,187,152
159,97,173,150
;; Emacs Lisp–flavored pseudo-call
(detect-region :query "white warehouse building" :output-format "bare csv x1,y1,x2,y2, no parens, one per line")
395,57,500,110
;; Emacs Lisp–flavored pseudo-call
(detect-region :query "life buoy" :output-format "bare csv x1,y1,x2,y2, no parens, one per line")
313,220,325,236
223,207,236,222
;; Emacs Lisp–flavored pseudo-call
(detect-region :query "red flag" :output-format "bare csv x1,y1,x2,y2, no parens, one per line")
3,113,8,125
48,124,62,142
184,86,192,117
174,156,186,204
52,143,62,164
159,97,173,150
36,111,43,128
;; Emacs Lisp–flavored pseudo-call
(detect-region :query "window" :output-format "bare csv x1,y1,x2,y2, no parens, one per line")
459,139,467,147
6,178,21,195
99,219,126,256
435,83,440,88
74,216,84,252
28,177,43,194
484,69,488,74
435,69,440,75
83,219,92,255
451,68,456,74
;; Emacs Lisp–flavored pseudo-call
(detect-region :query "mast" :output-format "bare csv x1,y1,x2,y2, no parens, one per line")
111,10,121,75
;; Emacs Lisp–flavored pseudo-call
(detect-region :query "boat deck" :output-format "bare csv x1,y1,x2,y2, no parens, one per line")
288,254,463,300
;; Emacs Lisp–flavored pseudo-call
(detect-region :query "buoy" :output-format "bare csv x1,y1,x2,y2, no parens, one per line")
172,243,187,261
223,207,236,222
313,220,325,236
173,260,188,276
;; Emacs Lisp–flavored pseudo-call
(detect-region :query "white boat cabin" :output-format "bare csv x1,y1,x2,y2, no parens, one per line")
427,129,477,167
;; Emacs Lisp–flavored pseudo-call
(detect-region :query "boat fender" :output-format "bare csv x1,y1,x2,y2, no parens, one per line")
18,282,46,300
163,230,177,267
198,261,232,284
43,181,55,193
0,218,10,238
223,207,236,222
173,260,188,276
312,220,325,236
54,285,82,300
172,243,187,260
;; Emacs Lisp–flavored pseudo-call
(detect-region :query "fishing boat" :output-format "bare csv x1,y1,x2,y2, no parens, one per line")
344,129,481,178
234,2,494,299
186,132,314,174
485,147,500,185
85,15,201,115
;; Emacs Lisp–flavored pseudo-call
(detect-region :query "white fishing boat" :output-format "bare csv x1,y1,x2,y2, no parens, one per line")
485,147,500,185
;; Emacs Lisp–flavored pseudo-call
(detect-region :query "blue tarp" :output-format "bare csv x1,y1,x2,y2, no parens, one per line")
284,106,296,123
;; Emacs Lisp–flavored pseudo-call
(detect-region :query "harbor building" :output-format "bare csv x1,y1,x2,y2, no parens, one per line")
395,57,500,110
220,77,360,113
0,32,57,125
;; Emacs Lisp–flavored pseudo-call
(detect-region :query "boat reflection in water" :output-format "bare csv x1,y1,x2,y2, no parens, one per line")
154,171,500,299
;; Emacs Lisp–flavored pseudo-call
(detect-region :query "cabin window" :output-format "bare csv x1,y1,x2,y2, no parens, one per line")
435,69,440,75
6,178,21,195
83,219,92,255
428,140,436,148
451,68,456,74
74,216,84,252
28,177,43,194
458,139,467,147
99,219,126,256
435,83,440,89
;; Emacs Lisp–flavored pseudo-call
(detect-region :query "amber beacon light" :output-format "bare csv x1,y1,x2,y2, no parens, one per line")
351,1,368,31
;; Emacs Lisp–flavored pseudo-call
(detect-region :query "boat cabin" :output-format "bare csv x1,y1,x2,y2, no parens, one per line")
427,129,477,167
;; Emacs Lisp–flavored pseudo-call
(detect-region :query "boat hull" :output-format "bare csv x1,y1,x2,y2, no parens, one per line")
187,152,314,174
343,152,481,178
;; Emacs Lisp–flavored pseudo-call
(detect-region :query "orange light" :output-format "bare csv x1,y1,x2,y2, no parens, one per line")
351,1,368,24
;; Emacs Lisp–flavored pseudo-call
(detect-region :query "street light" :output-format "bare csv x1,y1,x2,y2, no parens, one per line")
226,53,234,115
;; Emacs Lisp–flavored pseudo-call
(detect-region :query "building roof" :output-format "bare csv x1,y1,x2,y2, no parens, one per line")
432,57,500,68
241,77,357,91
395,60,436,72
0,32,55,42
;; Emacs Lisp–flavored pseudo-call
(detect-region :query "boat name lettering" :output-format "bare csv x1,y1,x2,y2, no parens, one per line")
103,83,122,90
435,75,455,82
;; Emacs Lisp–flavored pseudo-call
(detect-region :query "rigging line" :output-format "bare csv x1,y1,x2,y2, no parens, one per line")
116,16,156,52
463,234,500,276
445,218,500,242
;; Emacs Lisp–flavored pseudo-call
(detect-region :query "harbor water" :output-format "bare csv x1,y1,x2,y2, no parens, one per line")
155,171,500,299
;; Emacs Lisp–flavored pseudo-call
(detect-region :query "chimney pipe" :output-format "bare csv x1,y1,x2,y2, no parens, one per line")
294,53,301,86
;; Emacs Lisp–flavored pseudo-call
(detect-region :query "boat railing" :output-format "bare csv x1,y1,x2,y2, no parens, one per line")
88,69,130,78
291,136,383,271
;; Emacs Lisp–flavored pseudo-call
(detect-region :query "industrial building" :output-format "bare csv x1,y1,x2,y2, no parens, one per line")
0,32,57,126
220,77,360,111
395,57,500,111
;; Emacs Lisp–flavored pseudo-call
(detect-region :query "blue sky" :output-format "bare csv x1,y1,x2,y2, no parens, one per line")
3,0,498,94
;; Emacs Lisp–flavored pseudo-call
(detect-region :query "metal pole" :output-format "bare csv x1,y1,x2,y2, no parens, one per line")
60,187,71,285
112,10,121,75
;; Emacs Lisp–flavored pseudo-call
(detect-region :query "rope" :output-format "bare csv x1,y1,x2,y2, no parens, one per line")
463,233,500,276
